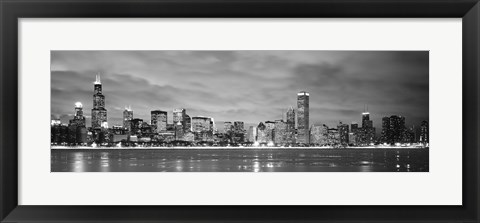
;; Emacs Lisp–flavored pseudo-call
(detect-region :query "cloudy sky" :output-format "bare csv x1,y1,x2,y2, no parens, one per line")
51,51,428,131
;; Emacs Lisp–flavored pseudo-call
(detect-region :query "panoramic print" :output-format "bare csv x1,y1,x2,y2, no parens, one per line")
51,51,429,172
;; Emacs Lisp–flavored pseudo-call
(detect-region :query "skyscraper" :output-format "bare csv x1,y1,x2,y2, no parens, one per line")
130,118,143,135
285,107,296,144
403,126,415,143
71,102,86,127
123,106,133,131
185,114,192,132
191,116,214,142
91,74,107,128
68,102,87,144
362,106,373,129
265,121,275,143
310,124,327,146
224,121,233,134
192,116,212,132
274,120,287,145
350,122,359,145
390,115,406,144
351,122,358,132
348,132,356,146
173,108,186,127
362,111,372,128
246,126,257,142
338,122,349,146
380,115,407,145
360,108,375,145
420,120,429,145
151,110,167,133
297,91,310,144
381,116,391,144
232,121,245,143
256,122,267,143
233,121,244,133
327,128,340,146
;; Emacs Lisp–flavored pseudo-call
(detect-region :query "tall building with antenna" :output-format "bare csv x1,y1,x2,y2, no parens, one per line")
91,74,107,128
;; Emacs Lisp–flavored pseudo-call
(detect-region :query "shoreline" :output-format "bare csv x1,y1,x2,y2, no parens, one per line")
51,146,428,150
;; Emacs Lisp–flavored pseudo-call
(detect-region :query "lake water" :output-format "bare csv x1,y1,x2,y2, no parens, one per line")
51,148,428,172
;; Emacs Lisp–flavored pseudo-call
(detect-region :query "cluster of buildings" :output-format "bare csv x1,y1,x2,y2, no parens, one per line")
51,75,429,147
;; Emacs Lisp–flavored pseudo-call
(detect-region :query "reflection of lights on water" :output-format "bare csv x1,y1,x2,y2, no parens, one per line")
55,146,428,172
73,152,83,160
100,160,110,172
253,162,260,172
359,165,373,172
72,152,87,172
175,159,184,171
100,152,109,160
99,152,110,171
73,161,85,172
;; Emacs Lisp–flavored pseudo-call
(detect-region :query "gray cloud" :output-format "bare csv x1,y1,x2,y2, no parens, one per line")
51,51,428,131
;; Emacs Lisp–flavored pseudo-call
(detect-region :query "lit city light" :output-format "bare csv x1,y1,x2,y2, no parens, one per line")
50,75,429,149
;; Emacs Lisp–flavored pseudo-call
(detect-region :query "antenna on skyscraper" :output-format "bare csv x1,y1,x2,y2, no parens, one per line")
94,72,101,85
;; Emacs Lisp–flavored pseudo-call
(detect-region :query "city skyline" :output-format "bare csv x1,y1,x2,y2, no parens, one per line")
51,51,429,131
53,74,426,147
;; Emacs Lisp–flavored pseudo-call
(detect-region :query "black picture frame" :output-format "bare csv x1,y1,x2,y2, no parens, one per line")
1,0,479,222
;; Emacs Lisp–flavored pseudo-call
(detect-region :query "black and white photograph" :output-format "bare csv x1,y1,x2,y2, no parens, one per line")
50,50,429,172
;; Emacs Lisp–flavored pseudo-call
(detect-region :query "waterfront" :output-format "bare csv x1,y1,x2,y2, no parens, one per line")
51,148,429,172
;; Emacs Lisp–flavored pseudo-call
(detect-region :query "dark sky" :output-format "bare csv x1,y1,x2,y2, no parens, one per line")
51,51,429,131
